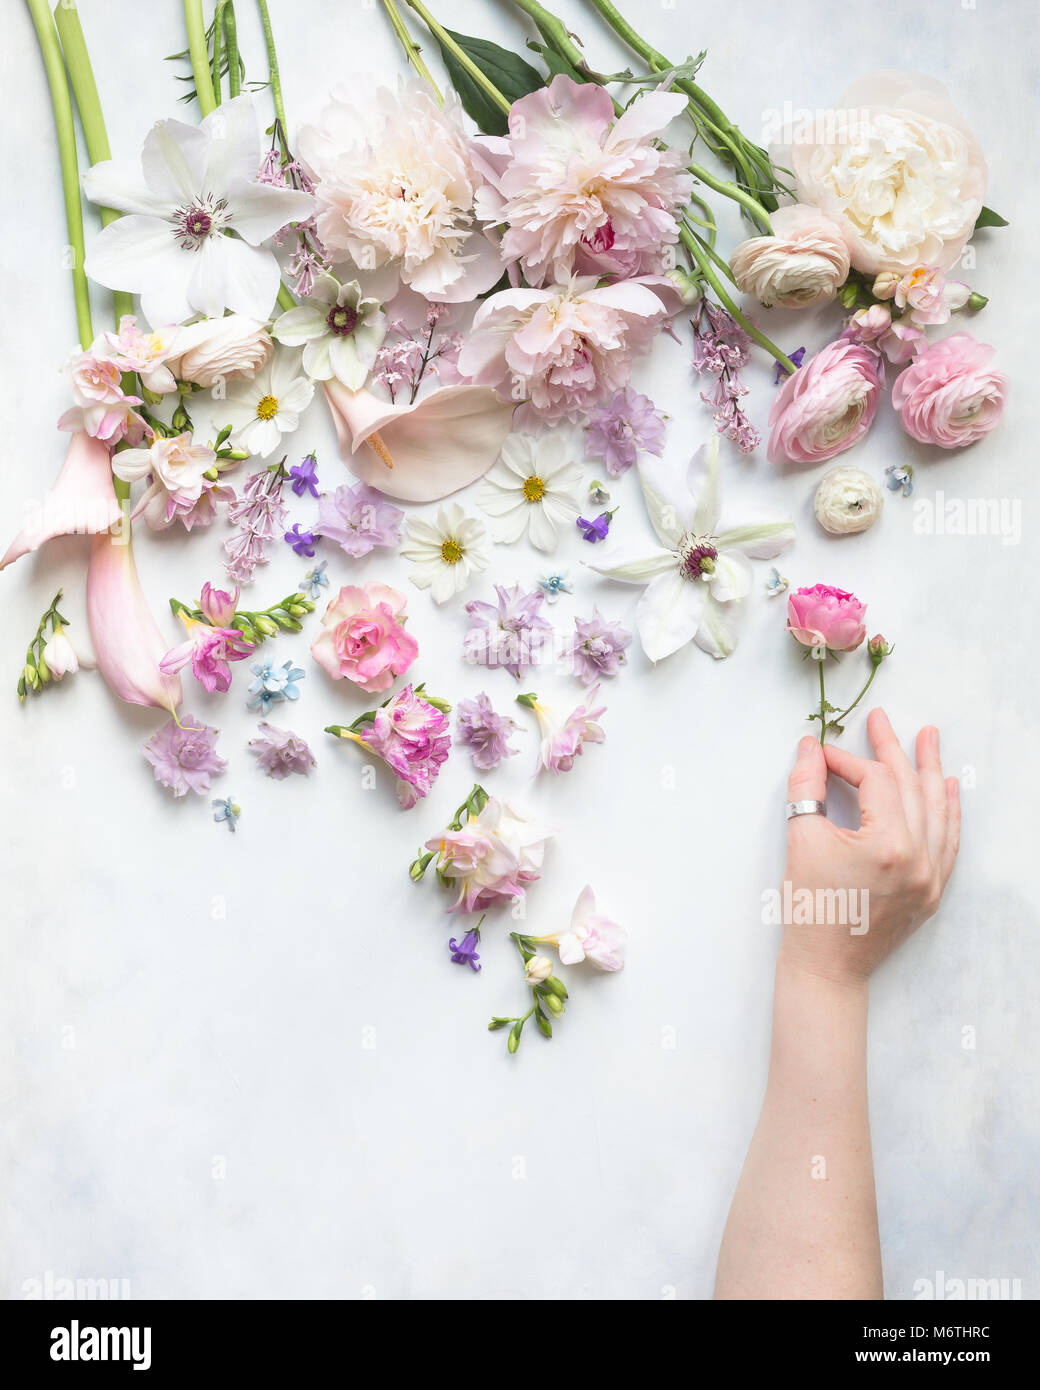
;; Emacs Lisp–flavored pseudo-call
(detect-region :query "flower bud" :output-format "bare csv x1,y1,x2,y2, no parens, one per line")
525,954,554,985
872,271,900,301
868,633,892,664
543,992,565,1015
665,266,702,306
256,616,279,637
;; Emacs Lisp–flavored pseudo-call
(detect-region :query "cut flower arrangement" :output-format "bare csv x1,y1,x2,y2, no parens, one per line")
13,0,1006,1054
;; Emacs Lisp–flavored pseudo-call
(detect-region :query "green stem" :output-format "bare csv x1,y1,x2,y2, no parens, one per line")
405,0,511,114
212,0,225,102
381,0,442,99
26,0,92,349
832,663,880,729
681,226,796,373
183,0,217,115
505,0,589,73
687,158,772,235
223,3,240,97
256,0,286,128
817,654,827,746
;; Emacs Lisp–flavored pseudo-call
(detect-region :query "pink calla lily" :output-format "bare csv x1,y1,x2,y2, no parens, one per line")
87,530,182,711
324,382,515,503
0,431,123,570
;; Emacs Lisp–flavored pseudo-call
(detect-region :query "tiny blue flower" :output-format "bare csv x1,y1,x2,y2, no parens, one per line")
884,463,914,498
247,659,306,713
212,797,240,832
301,559,329,599
765,567,789,597
538,571,573,604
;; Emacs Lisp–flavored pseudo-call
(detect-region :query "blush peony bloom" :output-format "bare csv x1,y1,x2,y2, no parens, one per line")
789,71,987,275
298,81,501,303
310,582,418,692
473,76,692,285
786,584,867,651
891,332,1006,449
767,339,884,465
458,277,674,424
729,204,851,308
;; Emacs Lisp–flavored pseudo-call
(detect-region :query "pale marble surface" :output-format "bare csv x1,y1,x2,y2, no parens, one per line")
2,0,1037,1300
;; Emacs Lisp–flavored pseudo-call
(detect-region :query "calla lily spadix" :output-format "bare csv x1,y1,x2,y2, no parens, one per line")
323,381,515,504
0,432,123,571
87,530,182,712
584,436,796,661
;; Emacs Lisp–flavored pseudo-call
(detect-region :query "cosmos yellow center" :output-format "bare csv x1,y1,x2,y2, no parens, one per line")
522,474,546,503
440,538,463,565
255,394,278,421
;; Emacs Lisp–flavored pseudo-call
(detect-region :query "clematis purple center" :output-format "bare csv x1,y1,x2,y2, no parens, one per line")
327,304,359,336
680,538,718,580
173,195,229,251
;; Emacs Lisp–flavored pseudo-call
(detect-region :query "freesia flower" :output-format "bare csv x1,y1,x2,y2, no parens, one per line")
164,314,272,387
400,503,491,603
524,955,554,985
458,276,675,425
786,584,867,651
477,433,583,551
160,612,253,694
143,716,225,796
463,583,552,680
0,432,123,571
222,349,314,458
199,582,239,628
316,481,403,558
298,81,501,303
87,531,182,710
473,75,692,285
585,436,796,661
425,797,555,912
332,685,451,809
455,693,519,771
248,723,317,779
891,332,1006,448
767,339,884,465
729,204,851,308
83,96,314,325
113,432,215,518
584,388,667,477
271,274,386,387
310,582,418,692
98,315,180,393
893,265,970,326
41,626,80,680
524,686,606,775
566,608,632,684
323,381,514,503
534,884,627,971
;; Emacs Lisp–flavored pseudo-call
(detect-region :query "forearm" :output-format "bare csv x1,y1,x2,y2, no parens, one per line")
714,950,882,1299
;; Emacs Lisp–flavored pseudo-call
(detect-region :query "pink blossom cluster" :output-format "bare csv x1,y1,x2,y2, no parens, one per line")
354,685,451,809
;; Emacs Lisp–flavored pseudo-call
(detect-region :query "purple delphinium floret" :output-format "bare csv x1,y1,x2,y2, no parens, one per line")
456,692,519,771
143,716,226,797
463,583,552,680
248,722,317,779
584,387,667,477
567,608,632,685
316,481,404,559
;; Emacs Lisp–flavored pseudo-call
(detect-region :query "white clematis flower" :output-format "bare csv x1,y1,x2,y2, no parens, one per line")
83,96,314,327
271,274,386,388
221,349,314,458
477,432,583,552
585,436,795,661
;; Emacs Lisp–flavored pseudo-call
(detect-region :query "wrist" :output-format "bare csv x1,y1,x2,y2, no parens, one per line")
776,938,871,1000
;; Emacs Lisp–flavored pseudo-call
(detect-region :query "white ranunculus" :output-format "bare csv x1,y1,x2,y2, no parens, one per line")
789,72,987,275
813,466,883,535
166,315,273,388
730,204,850,308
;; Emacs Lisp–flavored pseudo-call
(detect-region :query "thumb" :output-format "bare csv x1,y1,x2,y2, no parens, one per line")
786,736,828,836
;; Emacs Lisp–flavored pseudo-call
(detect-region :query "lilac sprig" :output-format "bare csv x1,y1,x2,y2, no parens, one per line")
257,129,330,298
691,299,761,453
224,459,290,585
372,304,463,405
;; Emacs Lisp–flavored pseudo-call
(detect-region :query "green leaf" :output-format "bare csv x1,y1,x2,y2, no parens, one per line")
436,30,544,136
525,38,593,86
974,206,1009,231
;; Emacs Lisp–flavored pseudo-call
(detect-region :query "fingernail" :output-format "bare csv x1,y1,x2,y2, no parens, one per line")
798,736,816,756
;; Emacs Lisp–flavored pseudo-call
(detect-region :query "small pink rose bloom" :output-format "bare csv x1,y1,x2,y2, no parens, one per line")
786,584,867,652
767,338,884,465
536,884,627,972
58,349,146,444
893,265,970,326
891,332,1006,449
310,582,418,693
531,685,607,774
160,613,253,694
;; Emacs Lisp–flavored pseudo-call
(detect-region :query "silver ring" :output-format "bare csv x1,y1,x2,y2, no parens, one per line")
786,799,826,820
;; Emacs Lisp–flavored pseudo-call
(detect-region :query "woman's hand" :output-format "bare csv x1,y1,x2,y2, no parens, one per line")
781,707,962,985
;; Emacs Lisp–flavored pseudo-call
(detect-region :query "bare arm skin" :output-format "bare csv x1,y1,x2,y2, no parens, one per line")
714,708,961,1300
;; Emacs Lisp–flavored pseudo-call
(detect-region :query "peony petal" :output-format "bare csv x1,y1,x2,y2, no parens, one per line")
608,90,688,146
1,433,123,570
636,569,705,662
87,531,182,710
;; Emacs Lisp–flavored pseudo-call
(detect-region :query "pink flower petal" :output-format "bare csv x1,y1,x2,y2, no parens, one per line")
0,432,123,570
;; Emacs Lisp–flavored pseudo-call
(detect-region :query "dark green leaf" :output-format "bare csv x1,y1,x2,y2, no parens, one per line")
974,206,1008,230
436,30,544,135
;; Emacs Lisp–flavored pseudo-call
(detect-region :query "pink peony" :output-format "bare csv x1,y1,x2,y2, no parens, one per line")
458,277,674,424
768,339,884,464
473,76,692,286
310,583,418,693
891,332,1006,449
786,584,867,652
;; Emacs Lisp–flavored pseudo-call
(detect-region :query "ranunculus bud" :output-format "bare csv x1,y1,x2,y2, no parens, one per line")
872,271,900,300
868,633,892,664
166,316,273,389
813,465,883,535
730,204,851,308
524,954,554,985
786,584,867,652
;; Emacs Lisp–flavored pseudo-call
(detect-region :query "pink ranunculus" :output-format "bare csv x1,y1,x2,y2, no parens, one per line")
891,332,1006,449
786,584,867,652
310,582,418,693
767,339,884,465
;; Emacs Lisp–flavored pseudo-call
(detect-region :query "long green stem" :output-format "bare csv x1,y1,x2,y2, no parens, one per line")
211,0,225,102
505,0,590,73
681,226,796,374
381,0,442,99
223,2,240,98
817,655,828,746
183,0,217,115
687,159,772,235
405,0,511,114
26,0,92,348
832,664,880,730
256,0,286,128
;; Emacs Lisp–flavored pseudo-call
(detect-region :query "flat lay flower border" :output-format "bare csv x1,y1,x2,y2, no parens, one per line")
14,0,1007,1054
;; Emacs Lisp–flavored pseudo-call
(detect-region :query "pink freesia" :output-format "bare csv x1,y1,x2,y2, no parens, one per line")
767,339,884,465
0,432,123,570
458,277,675,424
311,582,418,693
786,584,867,652
893,265,970,326
339,684,450,808
87,531,182,710
426,797,555,912
892,332,1006,449
535,884,627,971
160,613,253,694
473,76,692,285
841,305,925,364
199,582,239,628
323,381,514,503
531,685,607,774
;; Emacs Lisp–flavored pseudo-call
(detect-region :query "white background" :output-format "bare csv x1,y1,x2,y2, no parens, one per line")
2,0,1038,1300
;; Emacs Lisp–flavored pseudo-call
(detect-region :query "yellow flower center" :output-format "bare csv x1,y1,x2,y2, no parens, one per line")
440,538,464,565
522,474,546,503
255,394,279,421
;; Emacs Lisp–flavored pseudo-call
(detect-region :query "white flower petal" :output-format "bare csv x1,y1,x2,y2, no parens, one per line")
583,544,674,584
527,505,558,552
202,237,281,321
477,483,524,518
709,551,752,603
694,592,742,659
142,117,206,204
328,335,365,390
637,455,695,547
688,436,722,535
636,570,705,662
715,516,796,559
272,303,328,346
82,159,168,217
490,507,531,544
226,182,315,245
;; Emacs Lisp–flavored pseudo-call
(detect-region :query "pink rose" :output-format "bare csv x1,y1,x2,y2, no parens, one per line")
311,583,418,692
786,584,867,652
768,339,884,464
892,332,1006,449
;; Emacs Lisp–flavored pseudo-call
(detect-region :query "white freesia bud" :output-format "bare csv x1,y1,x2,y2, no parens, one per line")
813,465,883,535
166,315,273,388
524,954,555,985
665,266,702,306
730,205,850,308
41,626,80,679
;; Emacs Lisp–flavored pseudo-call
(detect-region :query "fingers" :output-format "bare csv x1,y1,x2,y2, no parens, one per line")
786,736,829,840
942,776,962,882
868,708,926,838
915,725,948,864
823,741,907,832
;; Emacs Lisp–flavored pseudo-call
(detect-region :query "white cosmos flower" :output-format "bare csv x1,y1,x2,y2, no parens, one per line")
271,274,386,388
222,349,314,458
477,433,584,552
400,503,491,604
585,436,795,661
83,96,314,327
